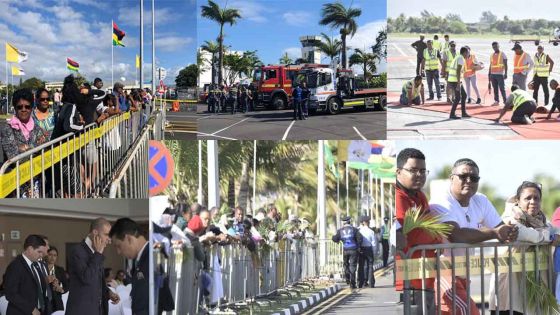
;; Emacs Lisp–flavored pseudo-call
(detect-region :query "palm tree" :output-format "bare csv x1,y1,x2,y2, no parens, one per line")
200,0,241,85
317,32,341,66
279,52,293,65
349,48,376,81
371,28,387,61
319,2,362,69
200,40,220,80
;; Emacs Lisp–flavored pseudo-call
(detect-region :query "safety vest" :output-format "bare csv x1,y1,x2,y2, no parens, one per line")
340,225,358,250
382,224,390,240
402,80,420,98
534,53,549,77
423,48,439,71
443,41,450,53
511,89,533,112
445,50,457,71
464,54,476,78
432,40,442,52
513,52,529,74
490,52,505,75
447,55,463,83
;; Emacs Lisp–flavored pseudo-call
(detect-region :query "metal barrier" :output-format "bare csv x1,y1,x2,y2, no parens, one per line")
153,239,319,315
398,241,555,315
0,110,145,198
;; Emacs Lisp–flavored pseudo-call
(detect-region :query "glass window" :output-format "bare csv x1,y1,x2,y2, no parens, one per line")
264,70,277,80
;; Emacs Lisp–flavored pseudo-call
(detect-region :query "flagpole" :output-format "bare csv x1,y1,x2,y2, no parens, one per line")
151,0,156,100
111,19,114,89
5,41,8,111
140,0,144,89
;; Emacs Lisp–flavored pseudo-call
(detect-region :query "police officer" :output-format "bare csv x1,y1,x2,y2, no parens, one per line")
301,81,310,119
332,216,363,289
219,85,227,113
380,217,390,267
240,85,248,113
229,84,238,114
207,84,215,113
292,84,304,120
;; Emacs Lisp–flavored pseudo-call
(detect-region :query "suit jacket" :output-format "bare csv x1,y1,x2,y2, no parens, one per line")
65,240,109,315
131,244,149,315
3,255,42,315
49,265,68,311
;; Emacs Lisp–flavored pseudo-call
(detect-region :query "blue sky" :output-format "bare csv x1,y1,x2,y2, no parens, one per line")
197,0,387,74
397,141,560,198
0,0,197,86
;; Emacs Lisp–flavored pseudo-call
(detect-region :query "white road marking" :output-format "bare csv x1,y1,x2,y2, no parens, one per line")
197,132,238,140
392,43,416,67
210,118,249,135
282,120,296,140
352,126,367,140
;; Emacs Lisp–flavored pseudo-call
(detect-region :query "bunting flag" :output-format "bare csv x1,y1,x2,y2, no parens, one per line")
113,22,126,47
324,141,339,179
67,57,79,72
11,66,25,76
5,43,28,63
136,54,140,68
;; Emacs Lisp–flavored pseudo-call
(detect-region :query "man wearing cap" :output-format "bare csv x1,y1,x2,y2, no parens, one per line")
441,41,458,103
332,216,363,289
421,40,442,101
442,34,451,53
533,45,554,106
511,43,534,90
358,216,376,288
495,84,537,124
380,217,391,267
488,42,508,106
396,148,443,314
411,35,427,76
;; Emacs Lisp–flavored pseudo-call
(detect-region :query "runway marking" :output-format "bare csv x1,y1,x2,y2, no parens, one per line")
282,120,296,140
392,43,416,67
210,117,248,135
197,132,238,140
353,126,367,140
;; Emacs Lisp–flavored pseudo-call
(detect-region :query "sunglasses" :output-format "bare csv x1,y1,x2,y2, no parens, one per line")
16,104,32,110
452,173,480,183
39,97,49,102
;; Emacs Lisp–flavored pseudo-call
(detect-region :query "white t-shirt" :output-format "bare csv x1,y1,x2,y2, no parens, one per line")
359,226,377,248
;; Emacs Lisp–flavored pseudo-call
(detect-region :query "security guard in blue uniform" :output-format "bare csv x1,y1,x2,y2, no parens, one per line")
292,84,304,120
332,216,363,288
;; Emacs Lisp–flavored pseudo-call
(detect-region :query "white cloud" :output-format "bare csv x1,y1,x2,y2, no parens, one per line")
346,20,385,51
156,36,194,52
118,6,181,27
282,11,312,26
282,47,301,60
229,0,268,23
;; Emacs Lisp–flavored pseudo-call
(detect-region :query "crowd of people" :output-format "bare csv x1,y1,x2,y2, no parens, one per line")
396,147,560,314
401,34,560,124
0,75,154,197
0,217,148,315
206,83,255,115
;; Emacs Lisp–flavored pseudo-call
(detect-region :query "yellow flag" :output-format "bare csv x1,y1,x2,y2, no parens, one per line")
136,54,140,68
6,43,28,63
11,65,25,76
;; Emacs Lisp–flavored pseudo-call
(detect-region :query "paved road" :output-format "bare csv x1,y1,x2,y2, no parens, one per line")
164,110,197,140
197,104,386,140
388,36,560,139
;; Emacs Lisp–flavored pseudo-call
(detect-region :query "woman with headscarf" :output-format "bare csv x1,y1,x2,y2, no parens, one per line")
489,181,560,315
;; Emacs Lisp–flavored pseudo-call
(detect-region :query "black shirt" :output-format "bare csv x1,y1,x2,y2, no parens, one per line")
411,40,427,57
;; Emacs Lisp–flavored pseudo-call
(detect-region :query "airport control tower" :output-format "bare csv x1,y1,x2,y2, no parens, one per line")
300,35,323,64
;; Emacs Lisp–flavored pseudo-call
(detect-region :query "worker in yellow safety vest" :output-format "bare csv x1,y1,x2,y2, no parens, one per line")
447,46,471,119
488,41,508,106
495,84,537,124
432,34,442,52
399,76,424,105
511,43,534,90
421,40,442,101
441,41,458,103
532,45,555,105
442,34,451,53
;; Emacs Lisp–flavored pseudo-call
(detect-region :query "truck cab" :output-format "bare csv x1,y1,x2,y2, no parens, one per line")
253,65,301,109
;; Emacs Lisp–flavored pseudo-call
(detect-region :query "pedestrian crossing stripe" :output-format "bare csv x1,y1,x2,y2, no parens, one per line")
395,249,550,281
0,112,132,197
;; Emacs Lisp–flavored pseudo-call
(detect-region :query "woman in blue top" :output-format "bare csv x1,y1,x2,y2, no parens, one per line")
32,88,56,139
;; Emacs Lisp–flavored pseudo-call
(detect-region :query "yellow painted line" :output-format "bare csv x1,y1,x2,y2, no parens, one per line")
300,288,352,315
0,112,132,197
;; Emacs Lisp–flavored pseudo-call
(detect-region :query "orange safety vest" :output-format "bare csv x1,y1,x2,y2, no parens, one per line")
490,52,504,74
513,52,528,74
464,54,476,77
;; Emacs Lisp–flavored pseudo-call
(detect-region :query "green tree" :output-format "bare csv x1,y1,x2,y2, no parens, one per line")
480,11,497,24
317,32,341,65
200,40,221,83
19,77,45,90
349,48,377,80
200,0,241,85
449,20,468,34
371,28,387,61
319,2,362,69
175,64,198,88
279,52,293,65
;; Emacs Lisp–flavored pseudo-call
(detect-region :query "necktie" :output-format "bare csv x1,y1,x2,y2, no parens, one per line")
38,262,53,300
31,262,46,310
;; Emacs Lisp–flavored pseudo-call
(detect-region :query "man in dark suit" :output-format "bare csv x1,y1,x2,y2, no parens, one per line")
110,218,149,315
66,218,120,315
3,234,49,315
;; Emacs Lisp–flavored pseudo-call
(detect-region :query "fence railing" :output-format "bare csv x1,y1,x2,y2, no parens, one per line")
397,241,555,315
0,110,146,198
154,239,320,315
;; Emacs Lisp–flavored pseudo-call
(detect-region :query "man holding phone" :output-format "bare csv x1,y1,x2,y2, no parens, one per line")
66,218,120,315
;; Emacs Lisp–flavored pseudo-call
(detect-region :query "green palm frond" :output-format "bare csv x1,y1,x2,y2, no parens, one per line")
402,207,453,239
526,271,560,314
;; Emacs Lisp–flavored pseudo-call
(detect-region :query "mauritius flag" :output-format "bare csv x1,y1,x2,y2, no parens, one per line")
113,22,126,47
67,57,79,72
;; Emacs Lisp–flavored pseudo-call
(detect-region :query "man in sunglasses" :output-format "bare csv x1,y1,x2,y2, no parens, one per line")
395,148,441,314
430,158,518,314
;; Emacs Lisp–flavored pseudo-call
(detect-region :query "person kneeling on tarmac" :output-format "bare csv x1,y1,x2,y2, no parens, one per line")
495,84,537,124
332,216,363,289
400,76,425,106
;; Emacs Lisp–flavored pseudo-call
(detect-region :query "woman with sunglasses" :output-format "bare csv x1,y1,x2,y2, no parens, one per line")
0,88,49,197
32,88,56,139
488,181,559,315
